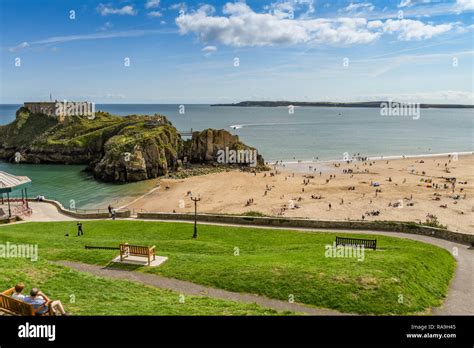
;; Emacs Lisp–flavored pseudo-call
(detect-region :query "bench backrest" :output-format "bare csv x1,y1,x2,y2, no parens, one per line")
120,244,152,255
336,237,377,250
0,293,35,316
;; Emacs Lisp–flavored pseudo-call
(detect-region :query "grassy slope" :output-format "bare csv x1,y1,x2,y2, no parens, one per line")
0,259,282,315
0,109,177,152
0,221,455,315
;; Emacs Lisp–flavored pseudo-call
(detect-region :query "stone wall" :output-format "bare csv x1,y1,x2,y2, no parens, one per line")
23,102,57,116
29,199,131,219
0,216,22,224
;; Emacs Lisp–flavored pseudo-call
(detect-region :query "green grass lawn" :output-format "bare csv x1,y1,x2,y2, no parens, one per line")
0,258,283,315
0,221,455,315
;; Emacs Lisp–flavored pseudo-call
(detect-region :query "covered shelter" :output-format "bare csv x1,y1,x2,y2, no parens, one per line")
0,171,32,218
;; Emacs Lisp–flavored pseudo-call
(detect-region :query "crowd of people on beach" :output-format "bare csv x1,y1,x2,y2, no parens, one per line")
160,153,470,231
256,154,470,224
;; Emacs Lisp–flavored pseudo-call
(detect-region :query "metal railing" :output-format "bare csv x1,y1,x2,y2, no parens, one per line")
6,195,115,214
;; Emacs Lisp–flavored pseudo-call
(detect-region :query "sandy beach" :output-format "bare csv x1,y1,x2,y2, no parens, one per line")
126,154,474,234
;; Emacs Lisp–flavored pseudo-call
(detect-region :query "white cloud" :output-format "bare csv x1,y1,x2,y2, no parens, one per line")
367,20,383,29
398,0,413,7
8,41,29,52
97,21,113,31
176,2,455,47
455,0,474,13
202,45,217,56
398,0,432,8
267,1,295,19
176,3,382,47
11,30,166,49
148,11,162,18
383,19,452,40
266,0,315,19
344,2,375,13
97,4,137,16
169,2,187,12
145,0,160,9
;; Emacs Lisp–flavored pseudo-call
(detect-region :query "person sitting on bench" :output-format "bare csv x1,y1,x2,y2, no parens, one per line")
11,283,26,301
23,288,68,315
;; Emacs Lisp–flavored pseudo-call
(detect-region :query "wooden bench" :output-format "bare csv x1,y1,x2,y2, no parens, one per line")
119,243,156,265
0,288,53,316
335,236,377,250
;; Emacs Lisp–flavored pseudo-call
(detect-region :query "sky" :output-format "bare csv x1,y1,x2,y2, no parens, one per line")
0,0,473,104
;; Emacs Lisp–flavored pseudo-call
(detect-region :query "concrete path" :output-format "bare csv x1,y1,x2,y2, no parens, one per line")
24,202,75,222
57,260,344,315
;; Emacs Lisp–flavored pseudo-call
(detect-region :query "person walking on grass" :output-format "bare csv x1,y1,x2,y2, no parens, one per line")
77,222,83,236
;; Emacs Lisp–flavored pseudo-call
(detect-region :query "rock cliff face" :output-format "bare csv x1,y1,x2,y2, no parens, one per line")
0,107,264,182
184,129,264,166
91,123,182,182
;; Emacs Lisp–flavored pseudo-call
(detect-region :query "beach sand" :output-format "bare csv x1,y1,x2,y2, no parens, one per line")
127,154,474,234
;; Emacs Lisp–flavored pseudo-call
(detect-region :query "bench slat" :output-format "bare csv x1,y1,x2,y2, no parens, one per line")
335,236,377,250
0,294,35,316
119,244,156,265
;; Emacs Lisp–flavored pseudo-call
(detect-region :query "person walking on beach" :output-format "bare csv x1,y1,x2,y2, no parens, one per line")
108,204,113,215
77,222,83,236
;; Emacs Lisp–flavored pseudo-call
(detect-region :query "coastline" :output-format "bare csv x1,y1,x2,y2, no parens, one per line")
273,151,474,173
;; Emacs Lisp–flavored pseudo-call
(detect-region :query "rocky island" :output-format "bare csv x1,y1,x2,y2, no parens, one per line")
0,106,264,183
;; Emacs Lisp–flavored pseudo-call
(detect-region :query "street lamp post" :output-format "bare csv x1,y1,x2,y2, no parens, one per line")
190,196,201,239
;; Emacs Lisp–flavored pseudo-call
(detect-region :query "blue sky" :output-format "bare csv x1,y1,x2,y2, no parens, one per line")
0,0,472,104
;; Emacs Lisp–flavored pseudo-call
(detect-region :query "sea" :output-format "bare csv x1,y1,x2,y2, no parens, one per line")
1,104,472,209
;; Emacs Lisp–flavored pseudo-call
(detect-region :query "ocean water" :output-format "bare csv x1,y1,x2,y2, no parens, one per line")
0,162,158,210
1,104,472,208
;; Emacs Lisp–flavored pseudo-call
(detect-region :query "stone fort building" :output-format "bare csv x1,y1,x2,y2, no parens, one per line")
23,102,57,116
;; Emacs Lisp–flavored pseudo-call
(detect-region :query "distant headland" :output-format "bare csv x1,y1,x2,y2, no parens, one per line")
211,101,474,108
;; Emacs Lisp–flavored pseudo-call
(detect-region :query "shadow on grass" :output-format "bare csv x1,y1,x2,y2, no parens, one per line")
104,262,144,272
